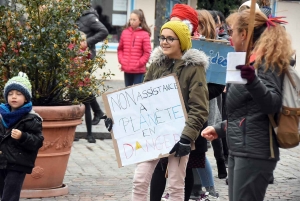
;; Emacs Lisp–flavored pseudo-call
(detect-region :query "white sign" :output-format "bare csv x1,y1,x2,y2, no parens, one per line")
112,14,127,26
113,0,127,11
226,52,247,84
102,75,187,167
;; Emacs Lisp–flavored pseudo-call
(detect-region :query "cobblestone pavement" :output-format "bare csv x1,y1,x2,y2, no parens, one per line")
20,139,300,201
20,79,300,201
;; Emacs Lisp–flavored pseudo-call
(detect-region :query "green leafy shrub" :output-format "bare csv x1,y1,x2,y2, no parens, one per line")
0,0,112,106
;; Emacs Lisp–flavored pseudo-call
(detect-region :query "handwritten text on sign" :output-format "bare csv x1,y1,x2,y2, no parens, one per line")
106,75,186,166
192,40,234,85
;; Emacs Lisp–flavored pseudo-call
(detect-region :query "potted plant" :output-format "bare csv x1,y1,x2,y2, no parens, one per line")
0,0,111,198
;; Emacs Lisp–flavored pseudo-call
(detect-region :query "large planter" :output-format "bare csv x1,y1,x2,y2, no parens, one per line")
20,105,85,198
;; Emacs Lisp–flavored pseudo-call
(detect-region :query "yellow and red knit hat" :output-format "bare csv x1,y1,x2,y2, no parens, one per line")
161,21,192,52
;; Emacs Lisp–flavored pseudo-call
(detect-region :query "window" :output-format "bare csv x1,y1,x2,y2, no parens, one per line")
92,0,130,43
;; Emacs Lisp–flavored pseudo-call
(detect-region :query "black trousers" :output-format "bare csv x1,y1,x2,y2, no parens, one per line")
211,138,225,162
150,162,194,201
228,155,277,201
0,169,26,201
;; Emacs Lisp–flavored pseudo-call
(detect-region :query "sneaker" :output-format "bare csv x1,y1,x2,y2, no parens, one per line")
198,192,220,201
193,192,206,201
161,193,169,201
190,190,206,200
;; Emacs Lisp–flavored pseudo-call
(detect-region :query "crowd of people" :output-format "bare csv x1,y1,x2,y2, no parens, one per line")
0,1,295,201
104,1,295,201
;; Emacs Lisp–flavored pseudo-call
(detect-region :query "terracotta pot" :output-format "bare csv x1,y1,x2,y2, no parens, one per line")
20,105,85,198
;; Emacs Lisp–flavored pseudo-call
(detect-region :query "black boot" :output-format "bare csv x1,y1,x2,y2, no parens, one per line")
86,133,96,143
217,160,227,179
90,98,105,125
92,113,106,125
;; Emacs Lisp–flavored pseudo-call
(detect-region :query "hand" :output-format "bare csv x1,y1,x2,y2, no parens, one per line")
11,129,22,140
105,118,113,132
236,65,256,84
169,138,191,157
201,126,218,141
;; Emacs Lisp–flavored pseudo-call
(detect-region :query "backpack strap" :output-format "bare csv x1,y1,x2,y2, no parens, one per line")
286,69,297,89
269,123,275,158
268,114,276,159
268,114,277,128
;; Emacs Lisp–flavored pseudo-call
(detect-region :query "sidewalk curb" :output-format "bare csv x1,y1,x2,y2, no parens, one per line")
75,132,112,139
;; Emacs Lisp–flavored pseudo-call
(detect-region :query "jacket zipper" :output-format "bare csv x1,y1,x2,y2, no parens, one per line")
132,37,135,47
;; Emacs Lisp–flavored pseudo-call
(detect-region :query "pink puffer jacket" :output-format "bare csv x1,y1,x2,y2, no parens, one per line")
117,27,151,73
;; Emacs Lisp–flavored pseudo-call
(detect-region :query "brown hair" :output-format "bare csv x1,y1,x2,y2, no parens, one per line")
234,10,294,74
226,12,238,28
125,9,151,36
196,10,216,39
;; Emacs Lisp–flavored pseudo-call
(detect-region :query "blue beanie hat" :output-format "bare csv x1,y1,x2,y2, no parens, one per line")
4,72,32,102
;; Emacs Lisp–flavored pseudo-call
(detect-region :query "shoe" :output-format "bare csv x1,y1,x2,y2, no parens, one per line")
92,113,107,125
190,190,206,200
87,134,96,143
161,193,169,201
198,192,220,201
192,192,206,201
225,178,228,185
73,137,79,141
217,160,227,179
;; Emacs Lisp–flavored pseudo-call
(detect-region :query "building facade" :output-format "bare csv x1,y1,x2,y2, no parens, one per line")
94,0,299,78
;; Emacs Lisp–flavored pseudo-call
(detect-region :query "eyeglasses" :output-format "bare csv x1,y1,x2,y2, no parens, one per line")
158,36,179,44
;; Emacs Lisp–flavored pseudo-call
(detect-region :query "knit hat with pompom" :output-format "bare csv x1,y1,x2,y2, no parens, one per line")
4,72,32,102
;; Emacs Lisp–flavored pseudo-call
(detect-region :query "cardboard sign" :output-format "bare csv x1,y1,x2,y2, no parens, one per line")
102,75,187,167
192,40,234,85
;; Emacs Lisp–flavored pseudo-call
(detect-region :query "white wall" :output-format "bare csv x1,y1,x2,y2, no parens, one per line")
99,0,155,80
277,1,300,73
135,0,155,39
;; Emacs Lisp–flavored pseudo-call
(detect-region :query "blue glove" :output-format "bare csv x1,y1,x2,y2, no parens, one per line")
169,138,191,157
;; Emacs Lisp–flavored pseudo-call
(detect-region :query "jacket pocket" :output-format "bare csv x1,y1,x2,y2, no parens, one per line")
239,118,246,145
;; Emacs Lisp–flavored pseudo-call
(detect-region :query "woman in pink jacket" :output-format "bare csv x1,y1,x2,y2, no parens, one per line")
117,9,152,87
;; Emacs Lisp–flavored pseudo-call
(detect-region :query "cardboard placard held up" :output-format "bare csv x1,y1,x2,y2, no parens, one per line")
102,74,188,167
192,39,234,85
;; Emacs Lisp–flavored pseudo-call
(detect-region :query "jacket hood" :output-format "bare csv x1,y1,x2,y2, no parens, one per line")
29,110,43,122
82,8,99,18
150,47,209,70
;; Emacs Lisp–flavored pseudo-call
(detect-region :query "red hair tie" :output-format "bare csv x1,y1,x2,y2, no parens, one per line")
266,15,287,28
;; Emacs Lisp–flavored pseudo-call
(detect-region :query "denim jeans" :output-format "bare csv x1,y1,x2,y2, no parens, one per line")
132,154,189,201
196,157,214,188
124,72,144,87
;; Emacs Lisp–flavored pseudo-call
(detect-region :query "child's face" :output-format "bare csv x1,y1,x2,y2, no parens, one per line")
80,39,87,50
129,13,141,30
7,90,27,111
160,29,182,59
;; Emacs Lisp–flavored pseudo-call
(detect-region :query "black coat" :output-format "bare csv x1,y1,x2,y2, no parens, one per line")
215,64,283,160
76,8,108,59
0,112,44,174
